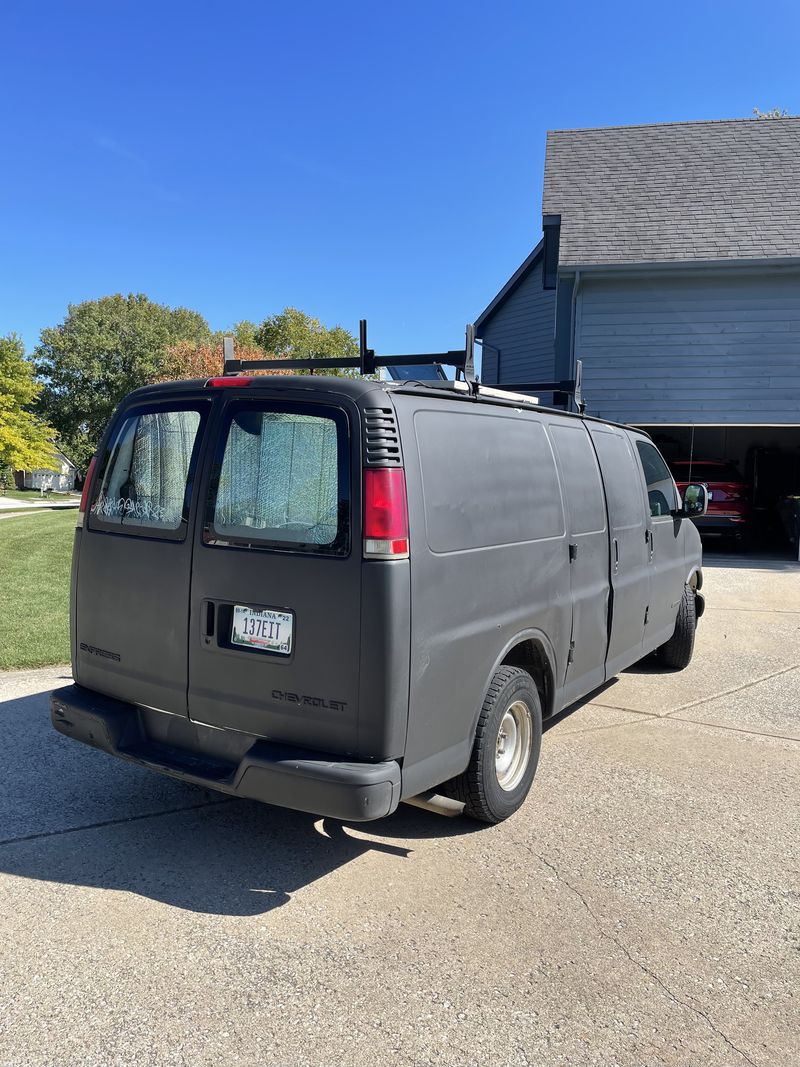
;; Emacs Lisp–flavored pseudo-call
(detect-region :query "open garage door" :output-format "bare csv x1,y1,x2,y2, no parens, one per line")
636,425,800,558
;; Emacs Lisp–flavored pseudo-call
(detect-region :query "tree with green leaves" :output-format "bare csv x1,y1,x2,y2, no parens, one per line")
229,320,261,349
34,294,211,468
152,312,358,384
0,333,58,477
254,307,360,374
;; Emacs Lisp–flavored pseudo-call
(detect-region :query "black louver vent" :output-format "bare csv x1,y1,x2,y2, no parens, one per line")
363,407,402,466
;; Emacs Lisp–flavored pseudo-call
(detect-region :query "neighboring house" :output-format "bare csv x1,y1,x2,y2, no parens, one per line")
20,449,77,492
476,117,800,527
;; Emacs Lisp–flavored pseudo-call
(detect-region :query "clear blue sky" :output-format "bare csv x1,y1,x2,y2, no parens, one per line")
2,0,799,359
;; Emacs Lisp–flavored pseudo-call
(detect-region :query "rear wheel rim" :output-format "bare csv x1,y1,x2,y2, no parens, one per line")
495,700,533,791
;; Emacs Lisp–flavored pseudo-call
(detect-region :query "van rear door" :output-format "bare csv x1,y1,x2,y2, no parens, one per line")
187,395,363,756
77,400,211,714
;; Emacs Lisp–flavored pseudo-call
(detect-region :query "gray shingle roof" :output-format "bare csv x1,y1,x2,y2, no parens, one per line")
543,117,800,267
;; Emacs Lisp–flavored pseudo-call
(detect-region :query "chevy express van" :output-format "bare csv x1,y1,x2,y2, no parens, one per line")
52,367,707,824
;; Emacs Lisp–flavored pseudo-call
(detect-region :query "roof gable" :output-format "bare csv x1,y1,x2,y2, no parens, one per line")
47,449,76,469
475,239,544,330
543,117,800,267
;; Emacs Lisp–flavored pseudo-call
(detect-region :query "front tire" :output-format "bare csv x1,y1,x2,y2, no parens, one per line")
448,666,543,824
657,584,697,669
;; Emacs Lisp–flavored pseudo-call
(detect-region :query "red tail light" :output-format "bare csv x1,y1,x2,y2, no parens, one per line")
363,468,409,559
205,376,254,387
77,454,97,528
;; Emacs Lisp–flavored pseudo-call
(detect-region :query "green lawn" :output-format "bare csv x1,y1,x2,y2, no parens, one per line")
0,510,75,669
1,488,80,503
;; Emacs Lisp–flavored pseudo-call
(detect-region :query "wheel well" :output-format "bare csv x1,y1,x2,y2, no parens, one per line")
502,640,555,718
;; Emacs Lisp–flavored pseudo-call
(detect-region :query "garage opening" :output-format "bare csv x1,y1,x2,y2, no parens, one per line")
637,425,800,558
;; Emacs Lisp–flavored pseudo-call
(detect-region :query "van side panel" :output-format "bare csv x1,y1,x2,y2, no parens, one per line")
397,398,572,798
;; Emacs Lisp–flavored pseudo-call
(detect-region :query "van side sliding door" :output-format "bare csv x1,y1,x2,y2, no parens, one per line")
546,420,610,705
588,425,651,677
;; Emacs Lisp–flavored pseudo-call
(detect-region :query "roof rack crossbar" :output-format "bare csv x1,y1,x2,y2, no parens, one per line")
504,359,585,413
223,318,475,379
223,352,466,374
503,379,575,392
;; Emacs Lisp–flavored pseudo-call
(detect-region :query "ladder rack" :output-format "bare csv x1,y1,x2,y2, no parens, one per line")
223,320,476,381
221,321,585,413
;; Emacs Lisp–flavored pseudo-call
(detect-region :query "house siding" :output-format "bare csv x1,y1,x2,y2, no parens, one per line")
479,257,556,395
575,270,800,424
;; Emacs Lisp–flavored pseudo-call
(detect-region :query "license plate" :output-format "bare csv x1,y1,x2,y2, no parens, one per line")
231,604,293,655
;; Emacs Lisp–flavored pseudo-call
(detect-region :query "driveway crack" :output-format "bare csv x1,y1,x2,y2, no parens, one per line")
668,663,799,717
531,848,761,1067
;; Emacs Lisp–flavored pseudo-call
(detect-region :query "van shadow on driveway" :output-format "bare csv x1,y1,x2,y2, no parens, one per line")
0,688,481,917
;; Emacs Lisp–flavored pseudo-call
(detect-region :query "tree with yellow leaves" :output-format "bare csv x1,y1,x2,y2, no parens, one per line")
0,334,58,478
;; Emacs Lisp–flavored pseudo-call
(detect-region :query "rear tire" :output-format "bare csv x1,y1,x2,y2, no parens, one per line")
446,666,542,824
657,584,697,670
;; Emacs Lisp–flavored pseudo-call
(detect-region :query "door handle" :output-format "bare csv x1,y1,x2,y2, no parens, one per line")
645,528,654,561
613,538,619,573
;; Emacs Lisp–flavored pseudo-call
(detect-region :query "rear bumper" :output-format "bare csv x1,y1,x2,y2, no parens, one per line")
51,685,401,822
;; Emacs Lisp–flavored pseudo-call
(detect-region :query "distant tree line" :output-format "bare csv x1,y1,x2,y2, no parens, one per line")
2,297,359,472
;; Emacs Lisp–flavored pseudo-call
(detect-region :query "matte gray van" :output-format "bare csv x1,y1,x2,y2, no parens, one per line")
52,374,707,823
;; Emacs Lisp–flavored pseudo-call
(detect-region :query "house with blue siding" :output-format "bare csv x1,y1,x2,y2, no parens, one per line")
475,117,800,544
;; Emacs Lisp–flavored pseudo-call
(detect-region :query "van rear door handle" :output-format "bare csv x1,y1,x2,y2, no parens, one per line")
613,538,619,573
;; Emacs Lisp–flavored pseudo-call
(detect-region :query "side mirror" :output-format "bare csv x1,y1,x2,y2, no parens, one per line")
682,482,709,518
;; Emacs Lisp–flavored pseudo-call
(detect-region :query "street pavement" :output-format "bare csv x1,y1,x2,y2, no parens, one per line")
0,557,798,1067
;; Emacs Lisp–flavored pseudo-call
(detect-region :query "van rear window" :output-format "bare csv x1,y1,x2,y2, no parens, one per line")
89,405,206,538
205,403,349,556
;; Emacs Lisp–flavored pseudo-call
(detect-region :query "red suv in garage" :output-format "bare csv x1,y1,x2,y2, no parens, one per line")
670,460,752,543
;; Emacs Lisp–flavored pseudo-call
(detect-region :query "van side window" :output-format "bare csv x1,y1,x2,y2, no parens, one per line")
635,441,677,518
89,406,205,537
206,404,349,556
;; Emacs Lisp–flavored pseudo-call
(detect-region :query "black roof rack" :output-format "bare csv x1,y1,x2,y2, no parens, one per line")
223,320,476,382
221,322,585,413
501,360,585,414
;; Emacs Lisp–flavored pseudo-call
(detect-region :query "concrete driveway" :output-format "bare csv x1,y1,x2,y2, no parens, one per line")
0,559,798,1067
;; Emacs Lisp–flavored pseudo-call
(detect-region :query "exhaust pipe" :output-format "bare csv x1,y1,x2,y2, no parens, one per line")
403,791,465,818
